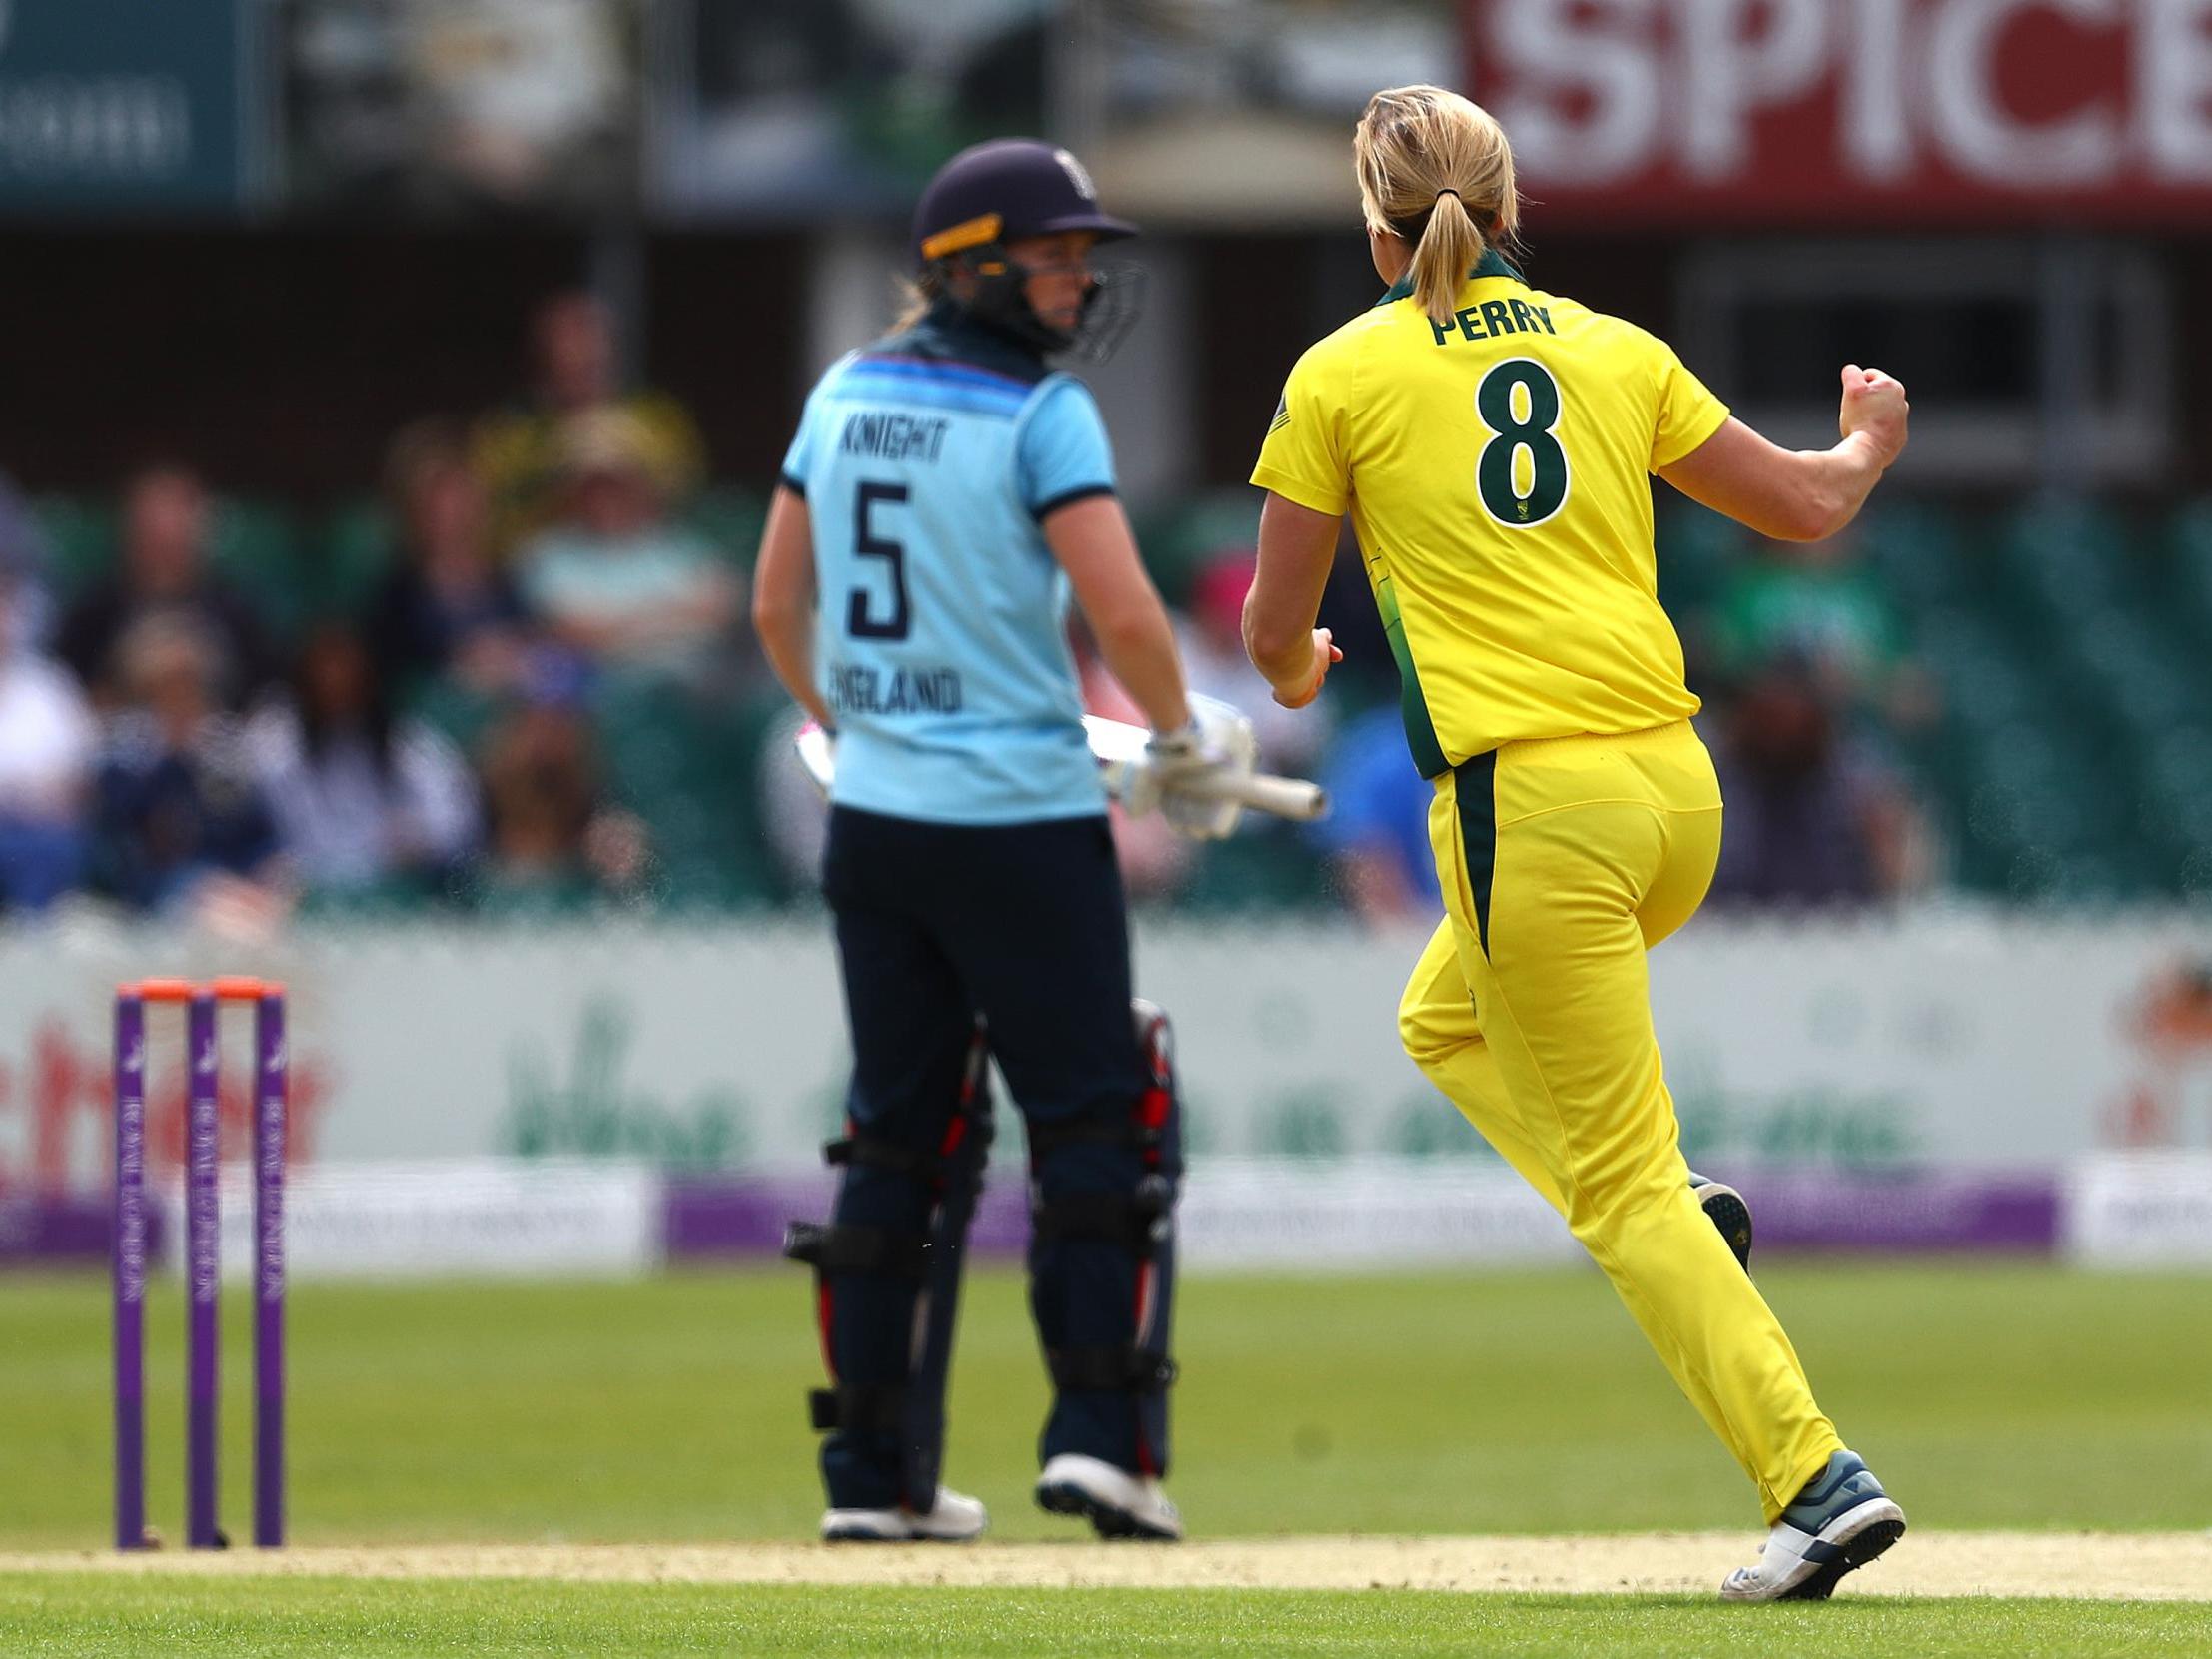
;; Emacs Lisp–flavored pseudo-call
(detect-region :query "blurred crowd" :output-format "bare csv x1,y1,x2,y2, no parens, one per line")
0,289,1939,937
0,290,739,936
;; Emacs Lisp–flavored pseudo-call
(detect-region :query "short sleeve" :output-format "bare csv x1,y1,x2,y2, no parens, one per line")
1018,379,1117,519
1649,339,1730,471
781,364,850,498
1249,342,1351,516
779,395,818,498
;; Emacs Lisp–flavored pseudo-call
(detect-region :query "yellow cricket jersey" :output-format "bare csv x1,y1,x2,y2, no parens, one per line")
1250,251,1729,775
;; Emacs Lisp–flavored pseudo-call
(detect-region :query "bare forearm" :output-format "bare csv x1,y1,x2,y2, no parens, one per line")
1661,370,1908,543
1794,432,1888,540
1244,603,1315,693
1248,492,1343,704
757,607,833,729
1093,603,1192,733
1045,495,1192,732
749,486,832,727
1662,424,1889,543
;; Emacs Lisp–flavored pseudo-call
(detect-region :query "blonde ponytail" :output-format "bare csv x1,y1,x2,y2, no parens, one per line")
892,269,943,330
1355,85,1521,327
1410,190,1486,328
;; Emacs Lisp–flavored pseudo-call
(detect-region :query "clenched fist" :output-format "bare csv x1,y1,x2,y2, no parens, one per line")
1839,364,1909,469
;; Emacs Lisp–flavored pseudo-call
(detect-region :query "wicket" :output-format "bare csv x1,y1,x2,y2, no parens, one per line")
113,977,287,1551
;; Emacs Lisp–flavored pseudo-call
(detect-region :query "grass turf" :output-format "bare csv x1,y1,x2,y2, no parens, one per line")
3,1261,2209,1547
0,1578,2209,1659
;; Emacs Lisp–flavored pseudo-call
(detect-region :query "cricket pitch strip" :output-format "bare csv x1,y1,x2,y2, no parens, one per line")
3,1532,2207,1600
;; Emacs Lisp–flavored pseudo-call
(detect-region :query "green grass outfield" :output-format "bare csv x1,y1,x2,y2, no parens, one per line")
0,1577,2208,1659
4,1262,2209,1655
6,1262,2209,1542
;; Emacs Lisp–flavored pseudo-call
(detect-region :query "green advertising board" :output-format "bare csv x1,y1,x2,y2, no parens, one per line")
0,0,260,214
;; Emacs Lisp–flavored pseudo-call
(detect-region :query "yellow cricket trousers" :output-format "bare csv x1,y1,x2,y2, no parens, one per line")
1398,720,1842,1523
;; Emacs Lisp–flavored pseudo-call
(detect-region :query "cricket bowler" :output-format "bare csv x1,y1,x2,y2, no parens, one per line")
1242,85,1911,1601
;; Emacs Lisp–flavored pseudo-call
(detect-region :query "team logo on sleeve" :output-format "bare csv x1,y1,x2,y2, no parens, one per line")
1268,395,1290,434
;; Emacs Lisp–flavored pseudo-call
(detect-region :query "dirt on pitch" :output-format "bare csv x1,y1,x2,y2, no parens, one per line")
2,1533,2206,1600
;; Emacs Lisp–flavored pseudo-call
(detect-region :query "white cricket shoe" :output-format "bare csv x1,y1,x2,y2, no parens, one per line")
1720,1450,1905,1600
1034,1453,1183,1540
821,1485,987,1542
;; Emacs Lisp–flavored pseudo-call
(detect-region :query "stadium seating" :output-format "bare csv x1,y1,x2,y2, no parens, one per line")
1886,497,2212,901
1130,488,1264,606
25,487,2212,909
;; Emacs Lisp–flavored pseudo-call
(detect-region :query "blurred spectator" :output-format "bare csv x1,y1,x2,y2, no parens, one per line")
472,289,705,555
516,409,742,683
1706,660,1929,907
1310,704,1440,927
1710,530,1935,734
89,614,288,926
366,419,536,698
0,471,57,650
464,700,650,915
1177,549,1330,774
57,464,273,710
0,580,96,913
247,624,481,904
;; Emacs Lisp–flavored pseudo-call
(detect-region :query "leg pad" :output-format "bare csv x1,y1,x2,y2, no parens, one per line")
1047,1346,1178,1395
782,1221,930,1279
1029,1176,1174,1254
826,1134,948,1182
809,1384,905,1435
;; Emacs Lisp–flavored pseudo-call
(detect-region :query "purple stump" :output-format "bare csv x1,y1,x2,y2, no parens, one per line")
252,990,286,1548
112,991,149,1551
185,990,222,1549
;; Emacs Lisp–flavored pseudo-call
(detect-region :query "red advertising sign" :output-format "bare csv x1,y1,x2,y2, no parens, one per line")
1467,0,2212,224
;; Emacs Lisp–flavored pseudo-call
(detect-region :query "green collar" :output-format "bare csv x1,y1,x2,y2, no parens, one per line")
1376,246,1523,307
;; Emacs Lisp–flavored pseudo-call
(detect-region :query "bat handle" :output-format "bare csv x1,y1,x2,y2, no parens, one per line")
1181,772,1329,821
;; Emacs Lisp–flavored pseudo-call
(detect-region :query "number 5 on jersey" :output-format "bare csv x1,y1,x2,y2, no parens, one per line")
1476,358,1570,528
848,481,912,640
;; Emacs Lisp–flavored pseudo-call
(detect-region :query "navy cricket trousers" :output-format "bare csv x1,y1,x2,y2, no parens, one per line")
819,804,1168,1508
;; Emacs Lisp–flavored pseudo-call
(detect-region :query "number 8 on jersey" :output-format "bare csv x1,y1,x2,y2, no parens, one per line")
1476,358,1569,528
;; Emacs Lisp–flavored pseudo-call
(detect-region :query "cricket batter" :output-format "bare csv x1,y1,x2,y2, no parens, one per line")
1243,86,1910,1600
754,138,1233,1543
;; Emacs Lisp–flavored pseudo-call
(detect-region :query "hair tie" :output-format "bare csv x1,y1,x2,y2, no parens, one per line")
1435,189,1461,203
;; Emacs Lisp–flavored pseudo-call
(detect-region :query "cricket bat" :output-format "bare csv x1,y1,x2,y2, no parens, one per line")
792,717,1328,823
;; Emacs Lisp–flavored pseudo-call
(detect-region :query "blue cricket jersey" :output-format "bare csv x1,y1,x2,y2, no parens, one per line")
781,302,1115,825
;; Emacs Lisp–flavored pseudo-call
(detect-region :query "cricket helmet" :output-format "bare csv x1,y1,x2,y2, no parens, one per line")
910,139,1141,363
